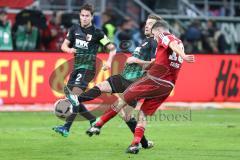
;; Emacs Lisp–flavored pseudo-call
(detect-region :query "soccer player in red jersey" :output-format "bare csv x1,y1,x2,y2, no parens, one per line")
86,20,195,154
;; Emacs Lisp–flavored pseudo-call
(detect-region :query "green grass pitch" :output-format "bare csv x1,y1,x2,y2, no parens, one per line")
0,109,239,160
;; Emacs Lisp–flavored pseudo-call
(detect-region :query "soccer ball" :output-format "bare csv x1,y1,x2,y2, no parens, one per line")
54,98,73,120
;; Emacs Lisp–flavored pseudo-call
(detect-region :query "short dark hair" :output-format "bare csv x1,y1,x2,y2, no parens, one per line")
80,4,94,15
152,20,169,31
147,14,162,21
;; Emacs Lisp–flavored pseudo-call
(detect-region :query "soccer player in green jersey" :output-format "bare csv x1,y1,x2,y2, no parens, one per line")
65,14,161,148
53,4,116,137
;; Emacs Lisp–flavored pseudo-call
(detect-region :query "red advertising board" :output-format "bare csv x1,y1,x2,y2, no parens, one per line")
0,52,128,104
0,52,72,104
168,54,240,102
0,52,239,104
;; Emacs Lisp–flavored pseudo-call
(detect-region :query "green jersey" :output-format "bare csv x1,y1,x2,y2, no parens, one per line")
0,21,13,50
66,24,111,70
15,25,39,50
121,37,157,81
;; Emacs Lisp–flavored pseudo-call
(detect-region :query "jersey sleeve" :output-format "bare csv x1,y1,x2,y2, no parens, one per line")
97,30,111,46
66,25,75,43
160,34,175,49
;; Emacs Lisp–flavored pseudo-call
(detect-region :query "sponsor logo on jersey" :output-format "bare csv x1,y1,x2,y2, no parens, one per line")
86,34,92,41
75,39,89,49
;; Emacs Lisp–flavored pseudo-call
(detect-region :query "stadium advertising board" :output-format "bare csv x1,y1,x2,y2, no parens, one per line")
0,52,239,105
167,54,240,102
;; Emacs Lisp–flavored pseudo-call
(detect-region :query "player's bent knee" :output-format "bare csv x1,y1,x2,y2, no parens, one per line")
96,81,112,93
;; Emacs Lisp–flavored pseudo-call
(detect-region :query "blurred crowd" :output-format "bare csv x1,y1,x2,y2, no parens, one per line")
0,7,239,54
0,8,67,51
172,19,235,54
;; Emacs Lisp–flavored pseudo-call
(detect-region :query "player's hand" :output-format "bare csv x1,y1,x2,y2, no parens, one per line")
102,61,111,71
67,48,76,54
183,55,195,63
126,57,137,64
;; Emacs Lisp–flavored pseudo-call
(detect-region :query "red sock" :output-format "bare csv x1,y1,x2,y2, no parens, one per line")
131,126,145,145
95,107,118,127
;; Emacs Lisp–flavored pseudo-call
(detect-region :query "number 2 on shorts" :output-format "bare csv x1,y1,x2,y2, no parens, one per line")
75,73,82,82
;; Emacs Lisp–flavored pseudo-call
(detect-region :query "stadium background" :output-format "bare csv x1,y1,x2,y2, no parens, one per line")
0,1,240,160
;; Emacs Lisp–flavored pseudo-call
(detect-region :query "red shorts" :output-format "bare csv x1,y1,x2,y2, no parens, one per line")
123,75,174,116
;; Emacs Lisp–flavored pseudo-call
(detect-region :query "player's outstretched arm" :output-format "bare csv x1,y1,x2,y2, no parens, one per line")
126,56,152,66
169,41,195,63
61,39,76,54
102,43,116,71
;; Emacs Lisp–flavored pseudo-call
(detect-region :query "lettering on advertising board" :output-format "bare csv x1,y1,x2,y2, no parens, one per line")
215,59,240,100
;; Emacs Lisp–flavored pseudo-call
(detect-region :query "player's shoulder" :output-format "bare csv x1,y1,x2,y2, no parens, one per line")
89,26,104,38
94,26,102,31
94,27,105,35
163,32,180,41
160,32,182,44
69,23,81,31
161,32,173,39
141,37,155,46
72,23,80,28
145,37,155,42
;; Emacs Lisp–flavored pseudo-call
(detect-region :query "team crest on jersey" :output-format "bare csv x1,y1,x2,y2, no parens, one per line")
86,34,92,41
141,42,148,47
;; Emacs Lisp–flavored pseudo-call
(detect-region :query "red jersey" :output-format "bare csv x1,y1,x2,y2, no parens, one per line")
148,32,184,84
